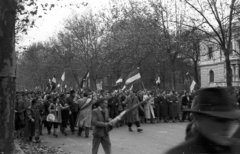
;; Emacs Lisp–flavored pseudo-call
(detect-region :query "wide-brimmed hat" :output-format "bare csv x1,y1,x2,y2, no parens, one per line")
184,87,240,120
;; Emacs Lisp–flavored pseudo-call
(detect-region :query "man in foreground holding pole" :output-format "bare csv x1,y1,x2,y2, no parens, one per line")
91,95,151,154
92,98,113,154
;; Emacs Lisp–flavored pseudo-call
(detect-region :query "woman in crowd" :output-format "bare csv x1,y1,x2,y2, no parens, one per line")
47,96,62,137
144,91,155,123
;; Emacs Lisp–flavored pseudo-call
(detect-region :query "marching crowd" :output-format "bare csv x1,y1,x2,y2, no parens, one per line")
15,88,240,143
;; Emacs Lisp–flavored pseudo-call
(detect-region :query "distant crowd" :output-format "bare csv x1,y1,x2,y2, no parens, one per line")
14,88,240,142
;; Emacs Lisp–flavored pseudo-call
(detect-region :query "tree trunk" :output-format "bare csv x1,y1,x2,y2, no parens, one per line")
171,63,176,90
193,60,200,85
224,49,232,87
160,62,166,90
0,0,17,153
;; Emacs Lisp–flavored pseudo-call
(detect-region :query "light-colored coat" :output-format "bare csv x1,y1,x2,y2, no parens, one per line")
75,97,92,127
143,95,155,119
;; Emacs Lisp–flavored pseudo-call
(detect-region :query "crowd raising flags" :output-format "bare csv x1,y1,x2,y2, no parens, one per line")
42,69,199,93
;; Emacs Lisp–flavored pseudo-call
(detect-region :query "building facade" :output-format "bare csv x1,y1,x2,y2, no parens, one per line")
200,29,240,87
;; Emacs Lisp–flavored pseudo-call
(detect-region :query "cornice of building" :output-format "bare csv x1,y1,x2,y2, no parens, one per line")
199,56,240,66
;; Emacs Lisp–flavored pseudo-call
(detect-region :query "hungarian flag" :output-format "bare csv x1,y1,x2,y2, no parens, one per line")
80,71,90,88
125,69,141,85
61,72,65,81
116,77,123,84
190,80,196,92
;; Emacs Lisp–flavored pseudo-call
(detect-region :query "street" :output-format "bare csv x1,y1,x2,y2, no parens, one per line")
41,122,188,154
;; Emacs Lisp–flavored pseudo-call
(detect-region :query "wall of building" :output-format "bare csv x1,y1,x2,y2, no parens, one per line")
199,31,240,87
200,62,225,88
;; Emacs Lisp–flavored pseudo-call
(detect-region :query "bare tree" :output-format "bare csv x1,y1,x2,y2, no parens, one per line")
182,0,240,87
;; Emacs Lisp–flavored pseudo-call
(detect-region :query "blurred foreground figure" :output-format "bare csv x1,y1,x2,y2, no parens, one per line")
165,88,240,154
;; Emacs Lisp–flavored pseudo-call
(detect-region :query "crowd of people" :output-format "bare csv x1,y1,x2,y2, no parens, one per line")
14,87,240,144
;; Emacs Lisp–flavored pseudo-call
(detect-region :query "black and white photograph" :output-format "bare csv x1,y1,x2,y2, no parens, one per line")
1,0,240,154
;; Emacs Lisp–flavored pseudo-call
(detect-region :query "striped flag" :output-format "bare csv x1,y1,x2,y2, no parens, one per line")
80,71,96,90
80,71,90,88
125,69,141,85
116,77,123,84
190,80,196,92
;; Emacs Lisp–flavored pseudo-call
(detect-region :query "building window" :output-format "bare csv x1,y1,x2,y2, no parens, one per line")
209,70,214,82
208,47,213,59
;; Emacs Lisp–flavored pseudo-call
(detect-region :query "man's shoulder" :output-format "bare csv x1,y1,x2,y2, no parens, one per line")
92,108,100,113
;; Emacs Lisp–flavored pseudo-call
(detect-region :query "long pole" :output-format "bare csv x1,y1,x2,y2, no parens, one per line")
141,80,146,90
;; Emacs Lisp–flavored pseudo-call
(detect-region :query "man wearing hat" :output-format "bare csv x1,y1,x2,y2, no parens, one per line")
165,87,240,154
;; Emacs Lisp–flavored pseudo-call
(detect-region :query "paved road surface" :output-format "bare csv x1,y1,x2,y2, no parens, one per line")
41,122,188,154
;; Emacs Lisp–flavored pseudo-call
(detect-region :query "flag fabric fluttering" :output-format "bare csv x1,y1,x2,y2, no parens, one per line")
125,69,141,85
80,71,96,90
116,77,123,84
80,71,90,88
156,76,161,84
190,80,196,92
122,85,126,90
61,72,65,81
52,75,56,83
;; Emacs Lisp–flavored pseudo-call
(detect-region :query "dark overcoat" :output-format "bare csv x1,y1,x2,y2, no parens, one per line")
160,96,168,118
165,133,236,154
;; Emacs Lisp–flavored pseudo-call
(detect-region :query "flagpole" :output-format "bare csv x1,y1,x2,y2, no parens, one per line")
137,67,145,90
141,80,146,90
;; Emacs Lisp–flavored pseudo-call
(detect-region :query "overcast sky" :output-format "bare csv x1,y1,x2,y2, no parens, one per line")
19,0,110,47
